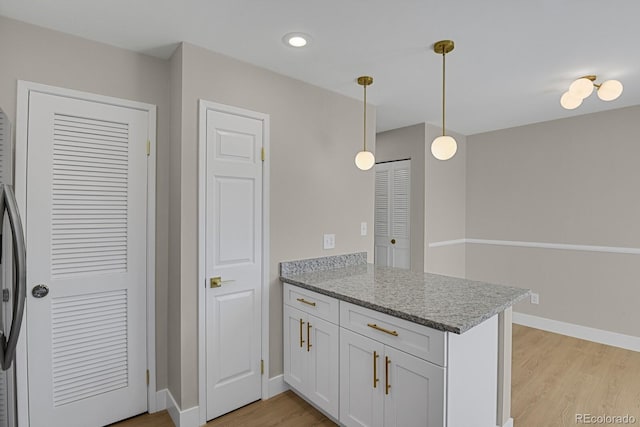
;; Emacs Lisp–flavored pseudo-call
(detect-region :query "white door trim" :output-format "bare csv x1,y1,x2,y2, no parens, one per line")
14,80,158,424
197,99,270,425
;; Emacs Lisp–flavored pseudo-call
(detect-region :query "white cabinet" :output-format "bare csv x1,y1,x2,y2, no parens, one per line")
283,286,339,419
283,283,501,427
339,328,384,427
339,328,444,427
383,345,444,427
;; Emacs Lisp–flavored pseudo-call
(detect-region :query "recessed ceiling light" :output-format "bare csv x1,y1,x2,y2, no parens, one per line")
283,32,311,48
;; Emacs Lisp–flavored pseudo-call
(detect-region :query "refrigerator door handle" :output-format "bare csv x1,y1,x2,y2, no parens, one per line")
0,184,26,370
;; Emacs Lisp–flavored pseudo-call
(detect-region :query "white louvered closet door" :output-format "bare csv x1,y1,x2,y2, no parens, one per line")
25,92,148,427
374,160,410,269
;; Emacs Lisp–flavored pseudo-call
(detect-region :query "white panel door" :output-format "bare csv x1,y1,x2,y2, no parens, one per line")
26,92,149,426
205,110,263,420
340,328,384,427
374,160,410,269
383,346,445,427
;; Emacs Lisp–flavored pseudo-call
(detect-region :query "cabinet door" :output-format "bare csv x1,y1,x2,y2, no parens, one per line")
340,328,384,427
383,346,445,427
307,315,339,418
284,305,307,392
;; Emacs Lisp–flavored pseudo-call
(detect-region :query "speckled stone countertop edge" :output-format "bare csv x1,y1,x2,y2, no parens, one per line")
279,252,367,276
280,276,530,334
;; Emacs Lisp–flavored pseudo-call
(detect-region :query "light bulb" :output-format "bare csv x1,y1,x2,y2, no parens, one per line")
288,36,307,47
560,91,582,110
568,78,594,99
431,135,457,161
597,80,623,101
282,32,311,48
355,151,375,170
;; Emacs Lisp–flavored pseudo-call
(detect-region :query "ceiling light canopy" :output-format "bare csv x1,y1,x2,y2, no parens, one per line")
355,76,375,171
560,75,623,109
431,40,457,161
282,32,311,48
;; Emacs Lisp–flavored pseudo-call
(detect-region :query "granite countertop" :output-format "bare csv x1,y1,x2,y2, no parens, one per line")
280,262,530,334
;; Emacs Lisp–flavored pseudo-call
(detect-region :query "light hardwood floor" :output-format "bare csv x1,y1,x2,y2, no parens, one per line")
511,324,640,426
115,325,640,427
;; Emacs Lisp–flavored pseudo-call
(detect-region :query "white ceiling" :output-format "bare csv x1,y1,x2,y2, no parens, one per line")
1,0,638,134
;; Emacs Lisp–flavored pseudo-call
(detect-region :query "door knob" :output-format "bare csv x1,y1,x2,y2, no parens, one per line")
32,284,49,298
209,277,235,288
390,239,396,245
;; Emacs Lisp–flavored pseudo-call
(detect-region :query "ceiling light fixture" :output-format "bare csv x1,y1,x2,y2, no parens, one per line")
282,32,310,48
431,40,457,161
355,76,375,171
560,75,623,110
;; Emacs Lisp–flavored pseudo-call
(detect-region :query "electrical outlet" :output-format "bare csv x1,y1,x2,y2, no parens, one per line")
360,222,367,236
323,234,335,250
530,293,539,305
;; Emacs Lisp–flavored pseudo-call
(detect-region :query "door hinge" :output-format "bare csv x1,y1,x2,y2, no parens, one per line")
146,369,150,385
261,359,264,375
261,147,265,162
146,140,151,156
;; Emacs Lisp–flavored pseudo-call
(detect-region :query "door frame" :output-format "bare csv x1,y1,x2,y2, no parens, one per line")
14,80,158,424
197,99,270,425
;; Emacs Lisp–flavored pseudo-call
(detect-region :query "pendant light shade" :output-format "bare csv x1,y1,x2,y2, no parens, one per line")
597,79,623,101
355,150,375,170
431,135,457,161
355,76,374,171
431,40,457,161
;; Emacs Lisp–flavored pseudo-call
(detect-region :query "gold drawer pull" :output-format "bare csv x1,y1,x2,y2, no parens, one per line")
373,351,379,388
299,319,305,348
296,298,316,307
367,323,399,337
385,356,391,395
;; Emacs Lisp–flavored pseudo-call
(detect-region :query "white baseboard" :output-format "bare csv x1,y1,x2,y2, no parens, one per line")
155,389,168,412
166,388,200,427
268,374,289,398
513,312,640,352
498,417,513,427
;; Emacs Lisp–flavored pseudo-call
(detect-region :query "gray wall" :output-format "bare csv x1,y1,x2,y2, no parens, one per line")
170,42,375,409
0,15,171,390
376,124,425,273
466,106,640,338
425,124,467,277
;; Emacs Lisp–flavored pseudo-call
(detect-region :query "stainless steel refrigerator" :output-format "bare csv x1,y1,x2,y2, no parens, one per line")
0,108,27,427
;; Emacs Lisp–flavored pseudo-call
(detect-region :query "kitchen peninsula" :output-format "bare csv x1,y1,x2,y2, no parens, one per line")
280,252,529,427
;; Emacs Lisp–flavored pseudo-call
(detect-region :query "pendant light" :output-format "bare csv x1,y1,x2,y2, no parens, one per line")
355,76,375,170
431,40,457,161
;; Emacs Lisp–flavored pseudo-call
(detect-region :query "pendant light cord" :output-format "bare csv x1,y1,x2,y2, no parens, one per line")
442,50,446,137
363,83,367,151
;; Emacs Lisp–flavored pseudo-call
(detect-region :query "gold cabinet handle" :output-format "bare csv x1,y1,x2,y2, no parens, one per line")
299,319,305,348
307,322,312,352
367,323,399,337
385,356,391,395
390,239,396,244
373,351,379,388
296,298,316,307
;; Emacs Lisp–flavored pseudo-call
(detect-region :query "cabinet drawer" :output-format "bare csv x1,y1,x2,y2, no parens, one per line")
283,283,339,324
339,301,446,367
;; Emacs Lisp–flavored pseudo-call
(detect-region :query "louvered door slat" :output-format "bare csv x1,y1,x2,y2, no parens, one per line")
392,167,410,238
375,169,390,237
51,289,128,407
51,113,128,279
